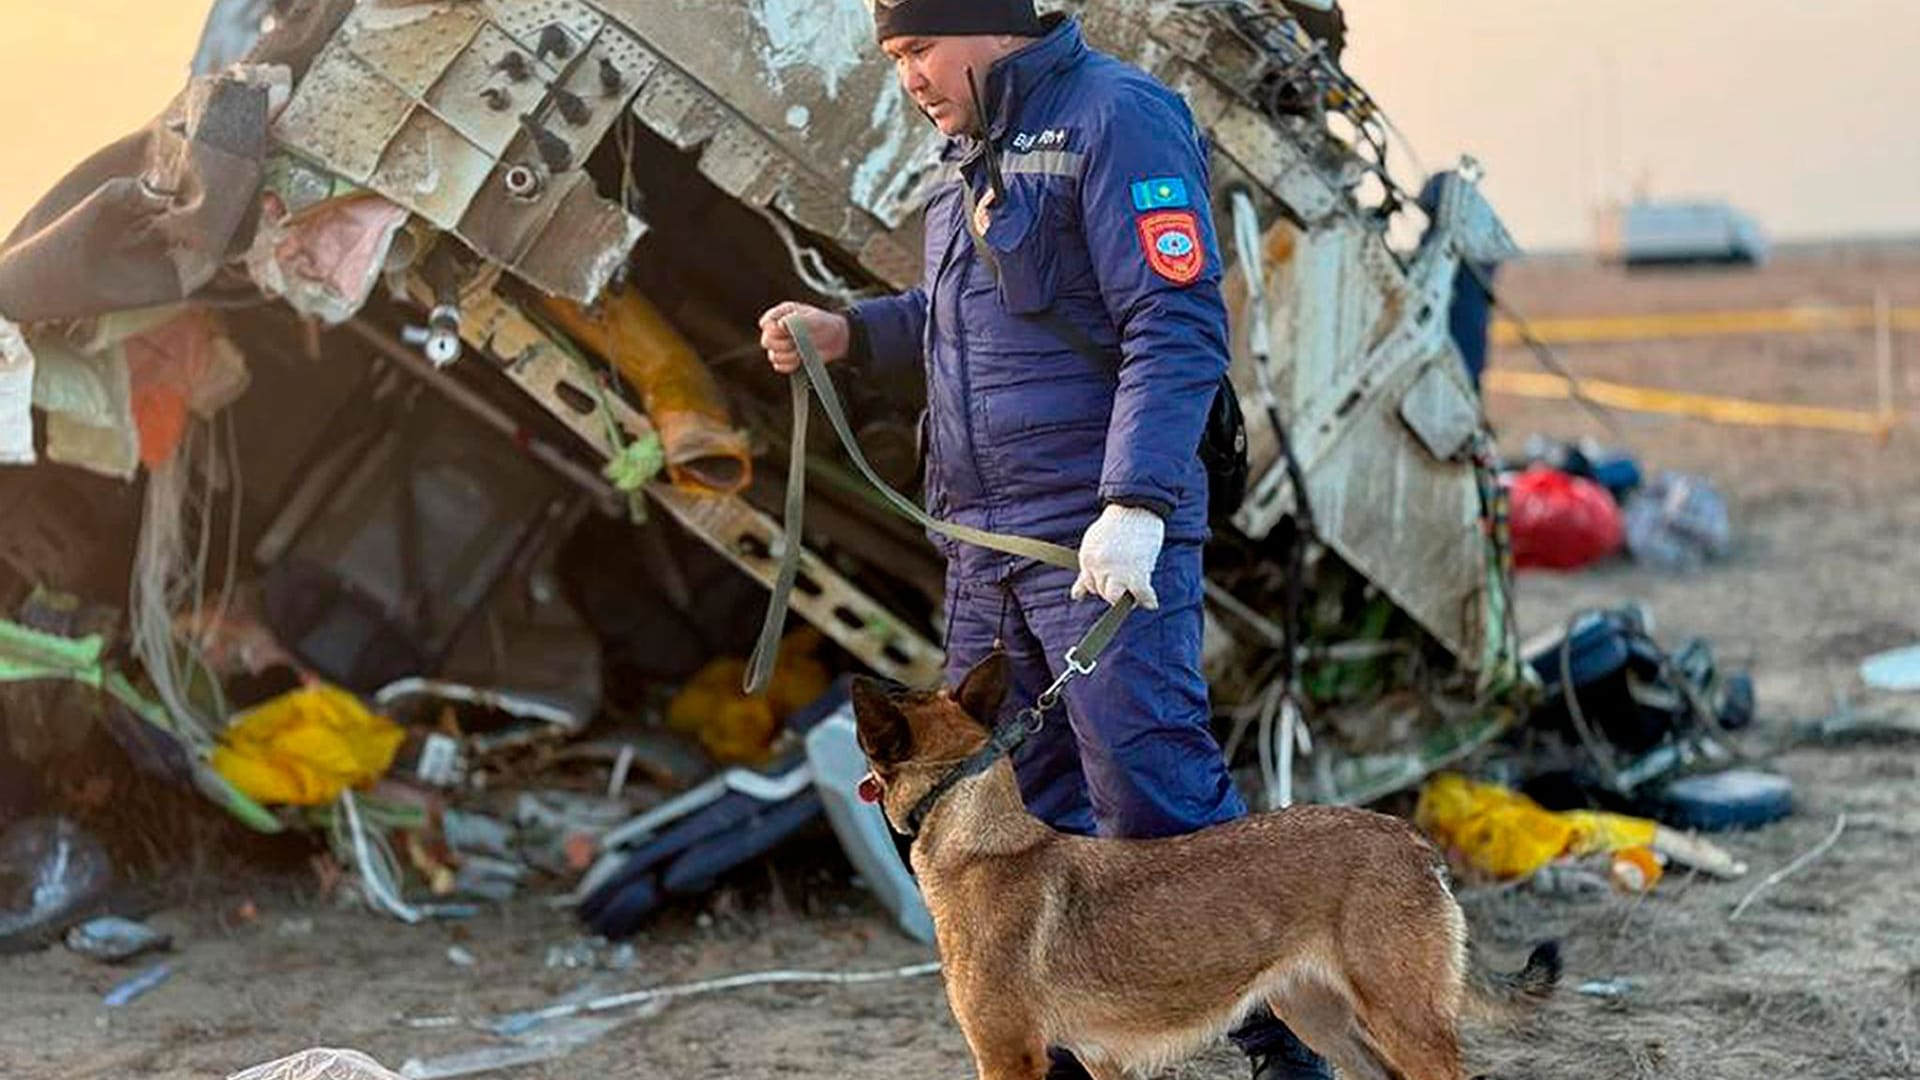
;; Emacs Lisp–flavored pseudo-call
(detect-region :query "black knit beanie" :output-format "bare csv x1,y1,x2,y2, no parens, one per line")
870,0,1045,42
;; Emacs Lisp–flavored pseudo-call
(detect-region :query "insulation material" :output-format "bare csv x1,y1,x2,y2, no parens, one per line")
246,194,412,324
125,311,252,469
0,317,36,465
228,1048,404,1080
28,308,182,480
538,291,751,495
40,349,139,480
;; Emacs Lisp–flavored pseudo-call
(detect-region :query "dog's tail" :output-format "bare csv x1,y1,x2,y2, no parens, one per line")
1462,940,1561,1021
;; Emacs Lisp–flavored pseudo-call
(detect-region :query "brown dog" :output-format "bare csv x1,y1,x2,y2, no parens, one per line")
851,654,1559,1080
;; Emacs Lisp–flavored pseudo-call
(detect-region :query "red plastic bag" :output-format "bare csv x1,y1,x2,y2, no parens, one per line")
1507,466,1624,570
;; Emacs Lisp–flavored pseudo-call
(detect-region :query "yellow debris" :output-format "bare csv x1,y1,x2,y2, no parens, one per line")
667,628,830,764
212,684,405,806
1415,772,1659,883
539,290,753,496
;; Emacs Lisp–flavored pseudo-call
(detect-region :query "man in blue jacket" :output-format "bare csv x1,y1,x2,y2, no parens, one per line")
761,3,1331,1077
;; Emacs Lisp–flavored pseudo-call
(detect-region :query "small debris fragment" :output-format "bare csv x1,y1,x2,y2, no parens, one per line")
495,51,531,82
65,917,171,964
552,88,591,127
1577,978,1634,999
536,24,574,62
103,962,175,1007
598,58,624,95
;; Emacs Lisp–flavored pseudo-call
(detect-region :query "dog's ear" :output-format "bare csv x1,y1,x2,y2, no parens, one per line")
850,676,914,765
952,651,1010,725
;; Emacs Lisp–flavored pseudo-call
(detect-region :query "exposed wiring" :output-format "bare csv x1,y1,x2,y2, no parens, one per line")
332,789,424,924
130,413,247,750
487,960,946,1033
754,204,869,309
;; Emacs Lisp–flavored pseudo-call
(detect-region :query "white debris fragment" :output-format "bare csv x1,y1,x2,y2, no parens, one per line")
0,315,37,465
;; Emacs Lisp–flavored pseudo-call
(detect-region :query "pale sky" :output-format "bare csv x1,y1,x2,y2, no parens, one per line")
1343,0,1920,249
2,2,1915,251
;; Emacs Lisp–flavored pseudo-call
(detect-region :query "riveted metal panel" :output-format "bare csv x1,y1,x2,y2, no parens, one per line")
371,108,495,229
342,3,485,97
427,22,549,156
273,39,414,183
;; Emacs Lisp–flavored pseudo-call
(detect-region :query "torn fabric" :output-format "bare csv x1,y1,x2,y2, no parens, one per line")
29,308,181,480
125,310,252,469
0,72,274,322
246,194,410,324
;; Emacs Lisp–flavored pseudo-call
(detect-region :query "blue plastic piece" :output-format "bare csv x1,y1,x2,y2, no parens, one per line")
1655,769,1793,832
1586,452,1644,502
579,683,854,939
1528,611,1634,692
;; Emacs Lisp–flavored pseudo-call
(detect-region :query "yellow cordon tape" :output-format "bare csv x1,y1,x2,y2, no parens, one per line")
1485,369,1899,437
1492,305,1920,347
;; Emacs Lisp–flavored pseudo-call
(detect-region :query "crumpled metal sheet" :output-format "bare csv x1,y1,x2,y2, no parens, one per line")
582,0,1408,295
1079,1,1363,226
194,0,276,75
1228,212,1497,665
0,72,273,324
272,0,651,303
593,0,937,289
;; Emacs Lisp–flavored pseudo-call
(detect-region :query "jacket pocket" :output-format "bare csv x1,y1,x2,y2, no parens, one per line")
980,190,1057,316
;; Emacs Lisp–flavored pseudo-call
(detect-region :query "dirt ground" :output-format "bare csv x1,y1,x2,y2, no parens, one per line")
4,244,1919,1079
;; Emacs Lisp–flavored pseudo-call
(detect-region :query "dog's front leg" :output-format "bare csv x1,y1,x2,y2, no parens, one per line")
960,1030,1048,1080
967,1047,1048,1080
952,1003,1048,1079
959,1036,1049,1080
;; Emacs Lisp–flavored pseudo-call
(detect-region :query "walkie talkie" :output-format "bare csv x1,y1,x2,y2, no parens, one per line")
965,66,1008,205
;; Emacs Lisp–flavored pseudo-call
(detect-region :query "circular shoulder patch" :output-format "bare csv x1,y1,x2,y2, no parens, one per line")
1135,210,1205,286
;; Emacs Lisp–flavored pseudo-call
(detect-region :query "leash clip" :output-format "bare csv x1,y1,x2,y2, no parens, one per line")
1034,665,1077,716
1062,647,1099,679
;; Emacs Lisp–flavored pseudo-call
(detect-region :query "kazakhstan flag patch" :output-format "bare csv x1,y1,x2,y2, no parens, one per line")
1129,177,1190,212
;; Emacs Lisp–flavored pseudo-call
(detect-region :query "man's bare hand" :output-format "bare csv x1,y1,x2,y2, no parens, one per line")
758,302,850,374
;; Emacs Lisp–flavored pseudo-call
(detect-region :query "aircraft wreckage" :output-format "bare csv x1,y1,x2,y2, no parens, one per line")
0,0,1526,852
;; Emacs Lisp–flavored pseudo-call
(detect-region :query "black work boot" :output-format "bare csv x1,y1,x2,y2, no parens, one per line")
1234,1009,1334,1080
1249,1034,1335,1080
1045,1047,1094,1079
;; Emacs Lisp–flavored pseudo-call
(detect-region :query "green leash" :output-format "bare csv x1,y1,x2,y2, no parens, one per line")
744,318,1134,695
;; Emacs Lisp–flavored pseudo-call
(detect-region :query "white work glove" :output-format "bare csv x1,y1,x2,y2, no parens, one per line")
1071,504,1165,610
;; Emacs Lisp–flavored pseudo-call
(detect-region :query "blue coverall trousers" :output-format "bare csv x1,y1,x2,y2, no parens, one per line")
943,542,1243,839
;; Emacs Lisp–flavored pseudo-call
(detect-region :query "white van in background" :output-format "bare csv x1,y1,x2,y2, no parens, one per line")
1595,200,1770,267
